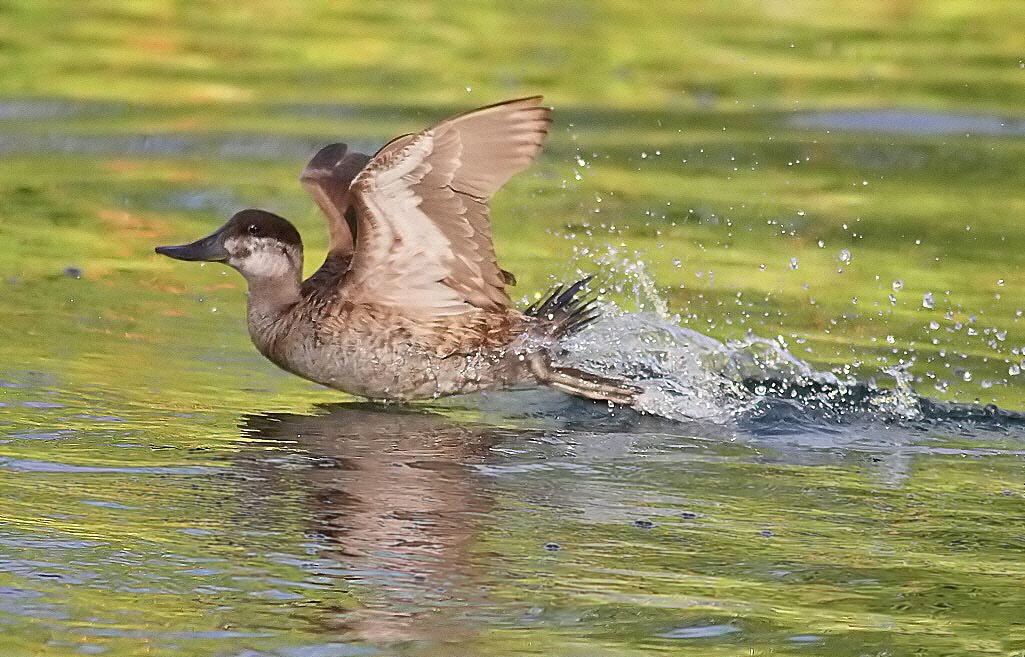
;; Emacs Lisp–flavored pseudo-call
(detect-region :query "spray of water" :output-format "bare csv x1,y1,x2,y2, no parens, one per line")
551,246,925,424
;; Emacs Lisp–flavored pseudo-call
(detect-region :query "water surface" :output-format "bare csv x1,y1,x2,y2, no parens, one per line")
5,2,1025,656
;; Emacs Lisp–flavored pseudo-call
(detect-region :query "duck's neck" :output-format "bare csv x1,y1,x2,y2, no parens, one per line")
245,274,302,351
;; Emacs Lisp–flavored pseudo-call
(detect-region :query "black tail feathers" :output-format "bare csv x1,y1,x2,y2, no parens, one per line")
525,276,601,339
524,277,641,406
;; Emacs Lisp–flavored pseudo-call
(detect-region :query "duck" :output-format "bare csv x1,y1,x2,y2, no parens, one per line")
156,96,639,404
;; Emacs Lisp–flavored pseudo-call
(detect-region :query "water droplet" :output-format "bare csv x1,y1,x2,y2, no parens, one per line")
892,279,904,292
633,519,655,529
922,292,935,309
789,257,799,270
838,249,851,264
543,542,561,551
929,321,940,330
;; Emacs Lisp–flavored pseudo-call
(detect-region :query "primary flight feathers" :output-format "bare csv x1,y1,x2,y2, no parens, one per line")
301,96,551,315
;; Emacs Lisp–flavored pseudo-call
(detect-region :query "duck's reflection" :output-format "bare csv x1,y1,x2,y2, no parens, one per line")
237,403,505,642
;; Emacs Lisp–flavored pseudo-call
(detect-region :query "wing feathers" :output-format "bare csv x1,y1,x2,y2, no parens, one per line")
300,143,371,256
344,97,550,315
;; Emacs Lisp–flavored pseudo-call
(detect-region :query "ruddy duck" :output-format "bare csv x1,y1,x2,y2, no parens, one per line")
156,97,638,404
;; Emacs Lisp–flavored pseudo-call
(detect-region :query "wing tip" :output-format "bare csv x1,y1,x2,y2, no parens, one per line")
301,142,357,183
465,95,549,116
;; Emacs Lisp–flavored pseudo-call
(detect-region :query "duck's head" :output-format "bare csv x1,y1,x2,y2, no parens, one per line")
156,209,303,283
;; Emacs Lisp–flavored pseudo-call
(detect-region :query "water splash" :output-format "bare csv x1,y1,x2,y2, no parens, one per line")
551,235,1025,427
562,311,749,420
557,307,926,424
549,244,924,422
565,241,671,318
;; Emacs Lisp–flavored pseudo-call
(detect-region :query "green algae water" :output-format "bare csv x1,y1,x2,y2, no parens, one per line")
4,1,1025,655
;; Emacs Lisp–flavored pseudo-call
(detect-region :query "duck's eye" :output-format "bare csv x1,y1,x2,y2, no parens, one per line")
247,224,261,236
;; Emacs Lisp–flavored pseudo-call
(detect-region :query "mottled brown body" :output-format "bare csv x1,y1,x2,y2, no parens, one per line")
248,291,535,400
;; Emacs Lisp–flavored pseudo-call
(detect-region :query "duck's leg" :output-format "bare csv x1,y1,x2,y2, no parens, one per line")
526,354,640,406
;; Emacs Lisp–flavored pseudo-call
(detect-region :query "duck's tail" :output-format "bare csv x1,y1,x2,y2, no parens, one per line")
525,277,642,406
524,276,601,339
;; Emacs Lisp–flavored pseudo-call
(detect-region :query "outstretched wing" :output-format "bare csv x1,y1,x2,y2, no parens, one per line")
343,96,550,315
299,143,373,258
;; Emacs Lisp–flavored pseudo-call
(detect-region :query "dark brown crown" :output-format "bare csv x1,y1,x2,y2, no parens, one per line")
225,209,303,248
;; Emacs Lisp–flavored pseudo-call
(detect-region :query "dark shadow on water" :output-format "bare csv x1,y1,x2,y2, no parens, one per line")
736,376,1025,437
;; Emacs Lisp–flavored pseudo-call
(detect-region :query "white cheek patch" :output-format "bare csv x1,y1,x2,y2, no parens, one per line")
226,237,297,278
242,249,294,278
